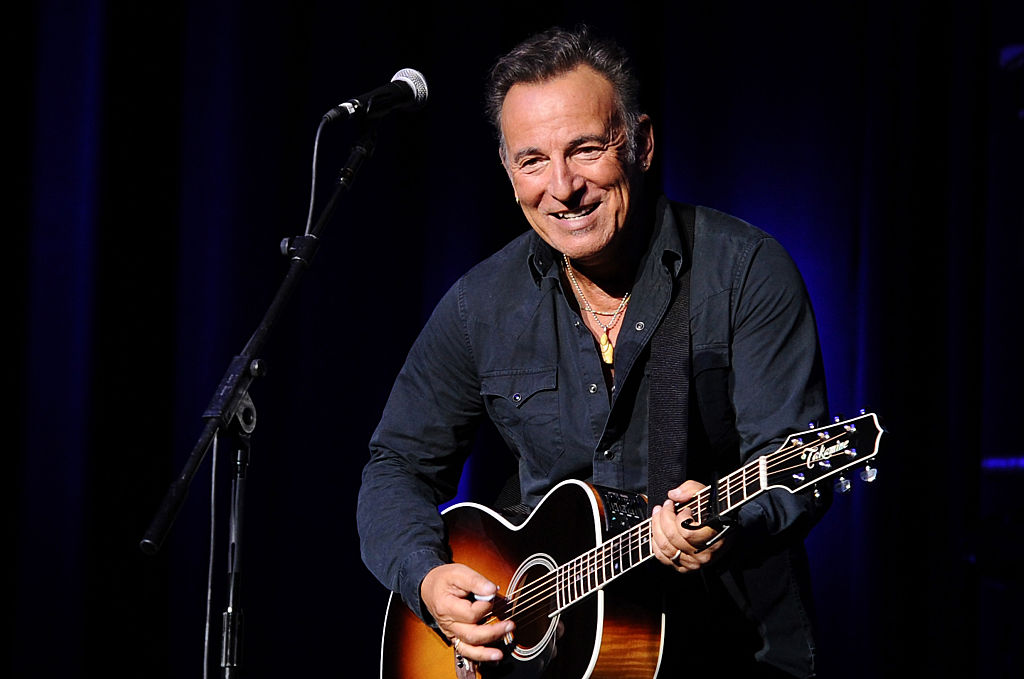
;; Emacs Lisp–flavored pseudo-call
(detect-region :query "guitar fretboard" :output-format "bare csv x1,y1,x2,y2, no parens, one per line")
550,424,865,615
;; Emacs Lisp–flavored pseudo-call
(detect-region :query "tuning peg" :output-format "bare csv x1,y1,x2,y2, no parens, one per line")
833,414,845,423
834,476,852,493
860,465,878,483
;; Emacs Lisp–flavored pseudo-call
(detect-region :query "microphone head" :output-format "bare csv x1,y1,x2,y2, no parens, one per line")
391,68,429,109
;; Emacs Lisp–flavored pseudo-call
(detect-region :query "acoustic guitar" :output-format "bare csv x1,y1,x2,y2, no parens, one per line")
379,412,883,679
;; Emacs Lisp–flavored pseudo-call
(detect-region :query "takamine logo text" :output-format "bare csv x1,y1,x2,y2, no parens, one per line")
803,439,851,469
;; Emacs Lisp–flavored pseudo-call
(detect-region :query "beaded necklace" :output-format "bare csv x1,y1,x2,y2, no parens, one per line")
563,253,631,364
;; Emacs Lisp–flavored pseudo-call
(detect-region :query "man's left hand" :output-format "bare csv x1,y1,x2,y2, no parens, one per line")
651,480,725,573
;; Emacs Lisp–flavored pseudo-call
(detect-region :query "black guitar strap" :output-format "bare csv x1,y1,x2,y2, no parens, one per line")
647,203,695,512
649,203,734,532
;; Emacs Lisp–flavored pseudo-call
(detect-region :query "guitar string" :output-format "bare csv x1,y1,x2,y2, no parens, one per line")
494,522,652,625
498,524,656,630
504,433,848,619
497,438,841,624
491,427,867,625
688,429,860,521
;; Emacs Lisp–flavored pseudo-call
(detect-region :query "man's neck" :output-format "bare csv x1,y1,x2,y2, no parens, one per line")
567,197,655,300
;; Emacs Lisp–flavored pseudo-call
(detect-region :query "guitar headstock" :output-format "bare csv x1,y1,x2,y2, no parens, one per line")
766,412,883,494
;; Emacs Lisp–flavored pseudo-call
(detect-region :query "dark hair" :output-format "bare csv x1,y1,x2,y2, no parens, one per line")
485,25,643,164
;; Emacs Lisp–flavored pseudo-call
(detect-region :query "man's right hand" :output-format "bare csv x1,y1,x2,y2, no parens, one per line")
420,563,514,663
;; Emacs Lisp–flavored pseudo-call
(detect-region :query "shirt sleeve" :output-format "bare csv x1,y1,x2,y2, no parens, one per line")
728,236,831,539
356,277,483,622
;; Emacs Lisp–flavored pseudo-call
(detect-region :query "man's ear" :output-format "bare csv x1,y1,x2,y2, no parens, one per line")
637,114,655,169
499,148,518,203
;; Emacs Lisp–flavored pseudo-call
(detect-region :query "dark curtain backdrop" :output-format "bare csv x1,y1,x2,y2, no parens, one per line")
13,1,1023,677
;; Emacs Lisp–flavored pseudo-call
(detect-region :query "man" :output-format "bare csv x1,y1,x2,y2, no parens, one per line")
358,26,829,678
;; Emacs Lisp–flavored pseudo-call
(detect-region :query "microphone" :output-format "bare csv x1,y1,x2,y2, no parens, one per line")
324,68,428,122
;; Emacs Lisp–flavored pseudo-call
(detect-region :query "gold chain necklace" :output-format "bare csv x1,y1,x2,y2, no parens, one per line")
563,254,630,364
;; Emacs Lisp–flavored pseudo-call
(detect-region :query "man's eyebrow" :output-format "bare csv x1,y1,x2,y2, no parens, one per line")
566,133,609,149
511,146,543,164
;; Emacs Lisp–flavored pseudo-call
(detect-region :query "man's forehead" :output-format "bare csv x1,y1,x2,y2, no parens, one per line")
502,65,615,114
500,66,618,147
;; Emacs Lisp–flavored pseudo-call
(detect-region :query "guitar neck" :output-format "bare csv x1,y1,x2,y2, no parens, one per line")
552,414,878,614
553,513,655,613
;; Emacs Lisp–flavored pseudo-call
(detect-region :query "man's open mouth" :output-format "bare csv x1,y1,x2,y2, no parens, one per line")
552,204,599,221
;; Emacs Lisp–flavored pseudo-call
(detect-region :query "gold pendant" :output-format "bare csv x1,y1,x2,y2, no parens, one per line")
599,331,614,364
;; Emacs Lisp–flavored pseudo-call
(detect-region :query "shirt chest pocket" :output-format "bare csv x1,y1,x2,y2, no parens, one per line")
479,367,564,469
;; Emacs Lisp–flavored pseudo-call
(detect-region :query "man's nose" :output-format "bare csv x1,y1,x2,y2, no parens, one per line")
548,157,583,202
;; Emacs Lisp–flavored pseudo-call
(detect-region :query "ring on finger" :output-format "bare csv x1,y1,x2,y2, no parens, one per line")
671,548,682,562
453,637,462,654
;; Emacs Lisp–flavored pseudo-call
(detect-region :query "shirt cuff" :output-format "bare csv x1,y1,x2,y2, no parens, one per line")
397,548,450,626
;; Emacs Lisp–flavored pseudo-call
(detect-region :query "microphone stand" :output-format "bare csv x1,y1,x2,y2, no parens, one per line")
140,124,380,678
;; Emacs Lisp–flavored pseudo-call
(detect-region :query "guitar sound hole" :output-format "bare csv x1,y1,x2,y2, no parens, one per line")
505,554,559,661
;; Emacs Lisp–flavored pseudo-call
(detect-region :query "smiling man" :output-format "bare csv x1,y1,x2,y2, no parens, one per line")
358,26,829,678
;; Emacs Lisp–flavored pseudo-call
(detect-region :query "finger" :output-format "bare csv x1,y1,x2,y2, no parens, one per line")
659,500,700,555
448,620,515,663
651,503,686,564
670,550,704,571
447,564,499,601
667,480,705,504
440,595,496,626
676,517,718,551
423,564,500,624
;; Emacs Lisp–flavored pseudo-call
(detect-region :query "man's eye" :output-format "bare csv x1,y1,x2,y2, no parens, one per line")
575,147,604,159
519,158,544,172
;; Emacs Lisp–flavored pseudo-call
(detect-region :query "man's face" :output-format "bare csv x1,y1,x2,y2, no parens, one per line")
500,65,652,266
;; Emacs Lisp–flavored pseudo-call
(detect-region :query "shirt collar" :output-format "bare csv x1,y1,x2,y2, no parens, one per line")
525,195,686,288
644,194,686,281
527,235,561,285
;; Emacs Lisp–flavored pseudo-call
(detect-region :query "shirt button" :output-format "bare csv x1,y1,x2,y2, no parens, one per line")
603,449,616,460
512,393,522,403
635,321,645,331
588,383,598,394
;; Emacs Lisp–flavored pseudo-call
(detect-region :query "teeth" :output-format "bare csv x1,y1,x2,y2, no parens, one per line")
554,205,597,220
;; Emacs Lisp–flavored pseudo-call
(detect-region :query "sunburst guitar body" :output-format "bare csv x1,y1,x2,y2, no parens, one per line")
378,413,884,679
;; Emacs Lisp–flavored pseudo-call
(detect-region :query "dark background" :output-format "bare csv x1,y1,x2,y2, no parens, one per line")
12,1,1023,677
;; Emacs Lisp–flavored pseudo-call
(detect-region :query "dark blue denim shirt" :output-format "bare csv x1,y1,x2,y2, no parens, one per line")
358,197,828,675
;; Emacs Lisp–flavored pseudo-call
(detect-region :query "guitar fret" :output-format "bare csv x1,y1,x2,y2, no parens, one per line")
590,549,596,591
556,563,564,610
578,554,585,598
553,517,665,616
590,548,598,591
577,555,584,599
519,415,877,621
727,471,741,509
603,543,609,583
